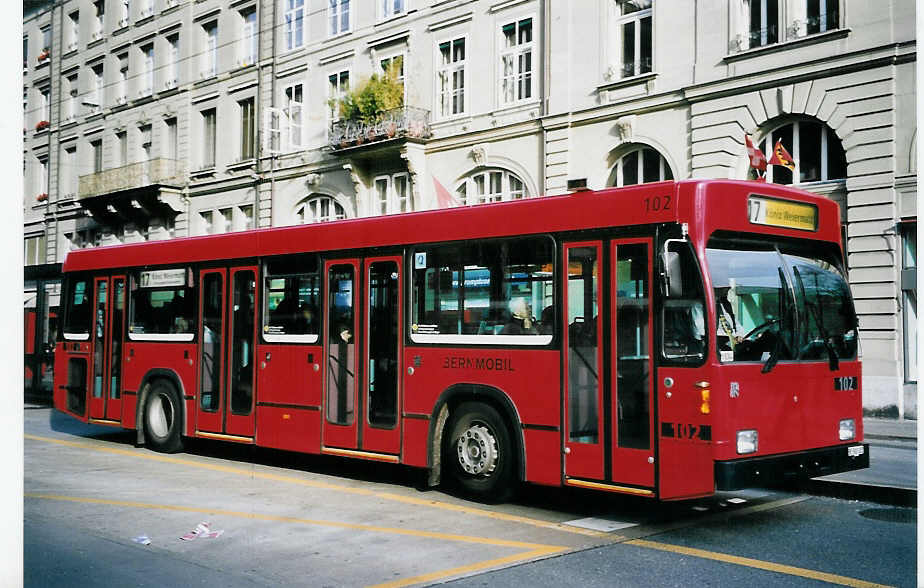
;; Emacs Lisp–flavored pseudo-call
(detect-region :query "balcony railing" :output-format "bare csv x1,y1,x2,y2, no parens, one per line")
78,158,186,200
329,106,431,150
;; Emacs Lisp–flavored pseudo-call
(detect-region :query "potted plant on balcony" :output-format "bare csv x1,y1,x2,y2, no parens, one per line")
330,61,403,146
35,120,50,132
36,193,48,202
37,48,50,63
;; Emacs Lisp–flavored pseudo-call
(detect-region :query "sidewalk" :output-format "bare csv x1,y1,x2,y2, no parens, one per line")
863,417,918,442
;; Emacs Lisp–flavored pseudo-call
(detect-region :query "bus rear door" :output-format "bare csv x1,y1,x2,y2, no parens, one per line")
196,266,258,440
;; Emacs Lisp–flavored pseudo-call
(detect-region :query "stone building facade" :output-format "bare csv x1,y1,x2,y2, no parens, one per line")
23,0,916,416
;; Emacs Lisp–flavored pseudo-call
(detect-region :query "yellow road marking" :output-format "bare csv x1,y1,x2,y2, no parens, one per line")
628,539,893,588
25,433,607,538
25,492,565,587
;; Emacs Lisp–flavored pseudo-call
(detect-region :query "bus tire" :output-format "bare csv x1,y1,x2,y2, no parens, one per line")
443,402,515,502
143,379,184,454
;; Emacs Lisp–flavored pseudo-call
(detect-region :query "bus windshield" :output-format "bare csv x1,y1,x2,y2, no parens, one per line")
706,237,858,366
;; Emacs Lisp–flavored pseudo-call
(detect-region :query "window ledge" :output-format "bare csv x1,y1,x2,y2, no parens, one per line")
226,159,256,172
724,28,850,63
87,37,105,49
190,167,216,179
597,71,657,93
491,99,541,118
796,178,846,195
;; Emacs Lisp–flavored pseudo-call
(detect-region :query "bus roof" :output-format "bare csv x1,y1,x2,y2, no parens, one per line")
62,179,842,273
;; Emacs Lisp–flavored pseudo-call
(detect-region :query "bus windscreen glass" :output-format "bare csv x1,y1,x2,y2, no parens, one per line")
706,239,857,365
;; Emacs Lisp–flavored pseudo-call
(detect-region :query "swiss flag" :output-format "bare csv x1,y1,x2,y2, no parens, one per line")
744,134,768,171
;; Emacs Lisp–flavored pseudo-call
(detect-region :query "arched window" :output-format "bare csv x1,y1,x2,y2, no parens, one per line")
454,168,528,205
760,119,847,185
296,195,346,224
609,146,673,187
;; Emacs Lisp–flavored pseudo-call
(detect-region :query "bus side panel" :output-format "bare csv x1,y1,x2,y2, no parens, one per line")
657,367,715,500
523,428,561,485
402,418,430,468
123,342,198,434
255,344,322,406
402,347,561,477
255,343,323,453
53,342,90,423
802,360,863,450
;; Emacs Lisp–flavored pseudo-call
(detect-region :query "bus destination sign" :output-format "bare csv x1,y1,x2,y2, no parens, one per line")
139,268,186,288
748,196,817,231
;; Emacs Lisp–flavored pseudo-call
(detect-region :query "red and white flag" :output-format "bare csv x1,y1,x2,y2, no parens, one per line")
768,139,796,171
744,134,768,171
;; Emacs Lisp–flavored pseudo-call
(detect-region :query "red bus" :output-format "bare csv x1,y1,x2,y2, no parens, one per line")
54,179,868,501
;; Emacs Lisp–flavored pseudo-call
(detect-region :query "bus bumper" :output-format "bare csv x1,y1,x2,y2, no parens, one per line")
715,443,870,491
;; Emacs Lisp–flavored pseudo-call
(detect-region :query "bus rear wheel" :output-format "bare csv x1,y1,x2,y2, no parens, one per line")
144,379,184,453
444,402,515,502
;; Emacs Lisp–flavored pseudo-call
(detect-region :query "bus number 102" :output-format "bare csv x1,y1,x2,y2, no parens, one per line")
644,196,671,212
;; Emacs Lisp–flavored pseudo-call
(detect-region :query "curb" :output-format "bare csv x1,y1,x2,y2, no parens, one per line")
800,479,917,507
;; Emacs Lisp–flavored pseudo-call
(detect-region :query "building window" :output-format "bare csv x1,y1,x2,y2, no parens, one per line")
88,64,103,112
120,0,130,27
240,7,257,66
41,26,51,53
500,18,533,105
806,0,839,34
39,86,50,123
163,117,177,160
329,0,351,36
615,0,652,78
381,0,405,20
201,108,217,168
166,34,179,88
65,74,78,120
63,146,77,196
759,119,846,185
901,223,917,384
609,145,673,187
438,38,465,118
374,173,412,215
139,124,152,160
327,72,349,123
117,53,128,103
23,36,28,69
90,140,103,173
285,83,305,149
379,54,405,99
239,98,255,160
93,0,104,37
202,21,218,78
199,210,214,234
37,156,48,197
68,12,79,51
297,195,346,224
116,131,127,166
25,235,46,266
284,0,304,51
454,169,529,205
240,205,254,230
140,43,154,97
749,0,778,48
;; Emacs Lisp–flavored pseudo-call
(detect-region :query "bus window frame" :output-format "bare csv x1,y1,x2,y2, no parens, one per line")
62,273,92,341
126,268,197,342
657,233,708,367
408,234,556,346
261,253,321,345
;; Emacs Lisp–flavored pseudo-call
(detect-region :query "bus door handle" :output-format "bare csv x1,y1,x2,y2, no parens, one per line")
308,353,319,372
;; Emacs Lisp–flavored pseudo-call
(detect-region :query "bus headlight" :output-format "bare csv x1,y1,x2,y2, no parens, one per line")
839,419,856,441
736,430,758,454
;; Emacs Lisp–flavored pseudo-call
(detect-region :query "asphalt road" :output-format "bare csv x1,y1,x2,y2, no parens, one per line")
22,408,917,587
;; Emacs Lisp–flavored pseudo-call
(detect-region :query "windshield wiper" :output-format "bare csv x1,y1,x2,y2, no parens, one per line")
793,267,839,371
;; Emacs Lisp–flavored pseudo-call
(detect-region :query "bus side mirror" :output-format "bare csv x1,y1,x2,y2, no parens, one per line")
663,250,683,298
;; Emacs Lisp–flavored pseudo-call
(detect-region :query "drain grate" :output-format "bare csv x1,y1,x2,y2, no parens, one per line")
858,508,917,524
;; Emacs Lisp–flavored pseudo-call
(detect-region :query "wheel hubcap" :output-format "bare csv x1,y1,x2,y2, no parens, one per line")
148,393,173,438
456,424,498,476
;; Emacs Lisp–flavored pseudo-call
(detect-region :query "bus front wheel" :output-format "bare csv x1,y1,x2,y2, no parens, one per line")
444,402,515,502
144,379,184,453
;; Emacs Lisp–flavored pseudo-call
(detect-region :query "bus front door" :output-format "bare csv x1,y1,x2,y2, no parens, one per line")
564,240,655,493
88,275,126,423
196,267,258,440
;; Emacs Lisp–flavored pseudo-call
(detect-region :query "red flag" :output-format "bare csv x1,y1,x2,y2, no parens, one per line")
768,139,796,171
744,134,767,171
433,176,460,208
